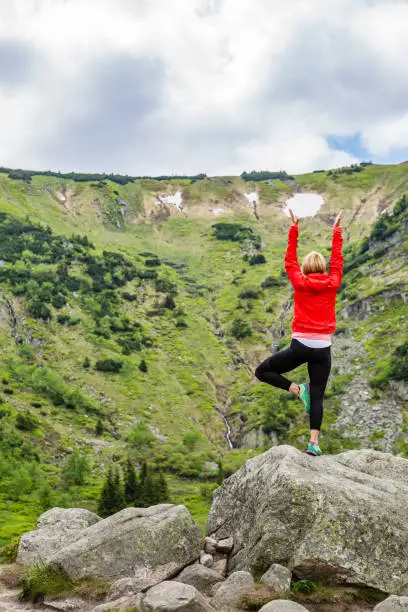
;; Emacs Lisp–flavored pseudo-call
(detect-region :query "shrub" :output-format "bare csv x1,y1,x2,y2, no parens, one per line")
292,580,317,594
139,358,148,373
95,358,123,373
248,253,266,265
28,301,51,320
83,357,91,369
162,294,176,310
261,275,286,289
16,412,38,431
62,451,91,486
238,287,260,300
21,564,73,601
0,536,20,563
390,340,408,382
231,318,252,339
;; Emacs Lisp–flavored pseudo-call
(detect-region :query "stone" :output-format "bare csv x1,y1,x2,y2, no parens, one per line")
176,564,224,596
92,594,143,612
49,504,203,582
205,537,218,555
207,445,408,595
200,551,214,568
43,598,90,611
212,558,227,576
373,596,408,611
140,581,216,611
211,570,254,610
215,537,233,554
17,508,101,565
260,564,292,592
259,601,310,612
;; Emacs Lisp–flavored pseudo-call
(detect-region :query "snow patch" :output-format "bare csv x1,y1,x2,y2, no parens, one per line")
211,207,226,216
156,190,183,213
284,193,324,218
245,191,258,204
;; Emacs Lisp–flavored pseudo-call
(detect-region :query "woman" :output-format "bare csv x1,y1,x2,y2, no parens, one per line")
255,208,344,456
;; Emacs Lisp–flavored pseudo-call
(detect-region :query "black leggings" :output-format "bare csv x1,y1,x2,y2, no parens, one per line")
255,339,331,431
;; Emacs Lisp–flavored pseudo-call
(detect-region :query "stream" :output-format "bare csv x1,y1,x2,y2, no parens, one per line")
216,408,234,450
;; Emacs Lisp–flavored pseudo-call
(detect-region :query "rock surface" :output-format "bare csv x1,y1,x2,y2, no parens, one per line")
374,596,408,611
49,504,203,581
17,508,101,565
260,564,292,591
258,601,310,612
207,445,408,595
140,581,215,611
175,564,224,595
211,570,254,610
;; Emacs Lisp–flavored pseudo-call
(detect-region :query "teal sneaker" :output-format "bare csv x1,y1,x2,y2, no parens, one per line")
298,383,310,414
306,441,322,456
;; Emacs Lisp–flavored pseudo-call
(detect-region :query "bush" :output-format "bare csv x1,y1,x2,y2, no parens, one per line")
390,340,408,382
261,275,285,289
62,451,91,486
231,318,252,339
28,301,51,320
248,253,266,265
139,358,148,373
21,564,73,601
95,358,123,373
0,536,20,563
16,412,38,431
292,580,317,594
238,287,260,300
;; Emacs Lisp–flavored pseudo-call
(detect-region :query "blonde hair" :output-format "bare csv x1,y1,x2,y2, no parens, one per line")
301,251,326,275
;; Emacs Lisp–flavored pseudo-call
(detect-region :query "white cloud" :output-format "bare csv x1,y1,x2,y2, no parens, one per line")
0,0,407,174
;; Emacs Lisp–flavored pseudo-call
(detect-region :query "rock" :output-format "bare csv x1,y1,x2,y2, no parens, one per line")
258,601,310,612
211,570,254,610
49,504,203,582
176,564,224,595
207,445,408,595
260,564,292,591
205,537,218,555
43,598,90,611
216,537,233,553
140,581,216,611
200,551,214,567
92,594,143,611
17,508,101,565
213,558,227,576
374,595,408,611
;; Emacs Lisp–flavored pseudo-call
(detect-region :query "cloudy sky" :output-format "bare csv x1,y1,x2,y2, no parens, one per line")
1,0,408,175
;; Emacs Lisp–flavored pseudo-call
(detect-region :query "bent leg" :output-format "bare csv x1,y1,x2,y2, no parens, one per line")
255,343,308,391
307,349,332,431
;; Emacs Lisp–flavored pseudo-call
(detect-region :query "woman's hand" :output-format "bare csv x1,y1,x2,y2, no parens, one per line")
333,210,343,227
289,208,298,226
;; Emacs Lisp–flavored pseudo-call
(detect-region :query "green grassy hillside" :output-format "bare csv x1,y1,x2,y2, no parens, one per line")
0,162,407,545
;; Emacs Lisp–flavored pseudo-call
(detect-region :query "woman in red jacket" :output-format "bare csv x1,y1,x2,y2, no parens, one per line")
255,209,343,456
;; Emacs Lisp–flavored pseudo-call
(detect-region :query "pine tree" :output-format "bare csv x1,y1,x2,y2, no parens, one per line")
124,458,140,506
139,358,148,373
157,472,170,503
216,460,225,485
98,464,126,517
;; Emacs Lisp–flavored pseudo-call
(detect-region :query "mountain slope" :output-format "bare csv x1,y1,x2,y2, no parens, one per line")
0,162,407,544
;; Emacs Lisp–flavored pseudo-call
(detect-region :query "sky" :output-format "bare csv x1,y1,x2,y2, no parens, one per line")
0,0,408,176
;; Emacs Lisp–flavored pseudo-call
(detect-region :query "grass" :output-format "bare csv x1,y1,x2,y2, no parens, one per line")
20,563,110,602
239,582,386,611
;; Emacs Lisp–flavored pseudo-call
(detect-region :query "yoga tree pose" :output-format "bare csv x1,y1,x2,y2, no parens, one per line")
255,209,344,456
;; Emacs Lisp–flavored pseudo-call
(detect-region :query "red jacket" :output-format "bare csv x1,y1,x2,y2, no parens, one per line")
284,225,343,335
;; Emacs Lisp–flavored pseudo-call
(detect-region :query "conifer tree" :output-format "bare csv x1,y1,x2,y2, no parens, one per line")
124,458,140,506
216,460,225,485
157,472,170,503
98,464,126,517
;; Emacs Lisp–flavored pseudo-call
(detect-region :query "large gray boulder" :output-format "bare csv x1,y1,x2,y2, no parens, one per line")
211,570,254,610
374,596,408,611
49,504,203,582
259,601,310,612
17,508,101,565
207,445,408,595
140,581,216,611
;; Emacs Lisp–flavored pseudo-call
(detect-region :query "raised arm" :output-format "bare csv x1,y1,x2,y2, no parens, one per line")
284,210,304,288
329,211,344,288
